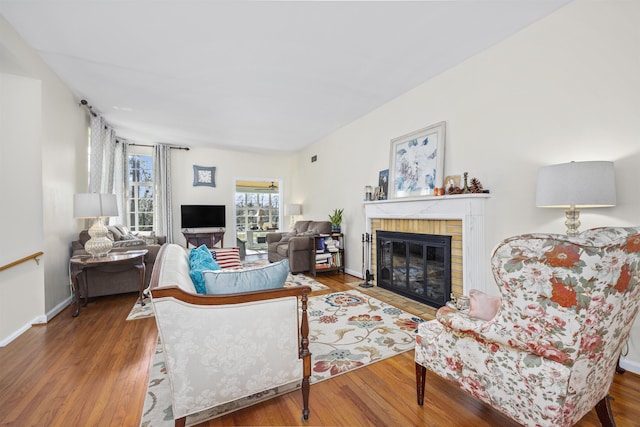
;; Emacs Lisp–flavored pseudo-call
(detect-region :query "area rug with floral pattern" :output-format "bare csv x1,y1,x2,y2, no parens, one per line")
139,289,425,426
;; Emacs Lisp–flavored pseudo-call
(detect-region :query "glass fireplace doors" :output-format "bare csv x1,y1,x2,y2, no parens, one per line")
376,230,451,309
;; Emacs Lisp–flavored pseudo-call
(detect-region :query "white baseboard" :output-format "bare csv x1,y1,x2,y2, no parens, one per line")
345,267,362,278
0,323,33,347
0,296,72,347
46,296,73,321
619,356,640,375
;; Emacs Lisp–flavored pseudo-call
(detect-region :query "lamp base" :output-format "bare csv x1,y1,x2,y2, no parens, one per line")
84,218,113,257
289,215,300,232
565,206,581,237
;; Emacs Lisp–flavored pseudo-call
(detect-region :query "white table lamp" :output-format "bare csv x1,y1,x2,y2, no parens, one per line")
536,161,616,236
74,193,119,257
285,203,302,231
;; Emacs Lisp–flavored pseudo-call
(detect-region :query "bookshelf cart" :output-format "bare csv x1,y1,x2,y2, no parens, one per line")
310,233,345,277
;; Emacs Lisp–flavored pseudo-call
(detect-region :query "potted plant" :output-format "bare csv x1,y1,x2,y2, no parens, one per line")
328,208,344,233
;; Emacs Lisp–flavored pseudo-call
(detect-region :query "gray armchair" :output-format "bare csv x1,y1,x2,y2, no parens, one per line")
267,220,331,273
236,236,247,260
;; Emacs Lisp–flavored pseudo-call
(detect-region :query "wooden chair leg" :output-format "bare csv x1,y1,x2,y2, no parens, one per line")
300,292,311,422
416,362,426,406
595,395,616,427
301,376,310,422
616,356,626,374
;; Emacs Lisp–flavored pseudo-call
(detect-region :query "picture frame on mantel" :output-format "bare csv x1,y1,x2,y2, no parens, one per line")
388,121,445,199
378,169,389,200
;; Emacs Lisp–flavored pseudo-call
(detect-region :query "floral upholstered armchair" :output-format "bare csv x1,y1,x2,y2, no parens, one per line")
415,227,640,427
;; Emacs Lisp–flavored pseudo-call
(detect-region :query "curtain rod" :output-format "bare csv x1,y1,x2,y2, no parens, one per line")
80,99,190,151
116,140,190,151
79,99,98,117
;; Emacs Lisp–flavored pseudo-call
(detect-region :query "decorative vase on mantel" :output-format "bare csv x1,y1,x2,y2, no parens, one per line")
462,172,471,194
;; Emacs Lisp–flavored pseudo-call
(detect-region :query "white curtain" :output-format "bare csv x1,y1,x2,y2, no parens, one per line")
154,144,174,243
88,115,120,225
89,115,175,237
113,140,129,225
89,115,116,194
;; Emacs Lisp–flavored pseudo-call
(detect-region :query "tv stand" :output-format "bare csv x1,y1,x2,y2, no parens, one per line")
183,231,224,249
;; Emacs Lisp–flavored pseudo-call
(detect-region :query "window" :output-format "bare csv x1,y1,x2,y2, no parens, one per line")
235,191,280,232
128,154,154,232
235,181,280,250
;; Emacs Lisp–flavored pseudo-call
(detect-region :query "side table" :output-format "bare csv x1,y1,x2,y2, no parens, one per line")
69,249,148,317
182,231,224,248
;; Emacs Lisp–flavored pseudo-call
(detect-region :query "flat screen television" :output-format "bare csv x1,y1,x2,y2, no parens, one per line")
180,205,226,229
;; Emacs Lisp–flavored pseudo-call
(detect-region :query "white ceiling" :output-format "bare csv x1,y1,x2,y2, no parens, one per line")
0,1,571,153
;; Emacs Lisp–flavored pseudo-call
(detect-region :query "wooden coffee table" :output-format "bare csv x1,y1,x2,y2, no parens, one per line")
69,249,148,317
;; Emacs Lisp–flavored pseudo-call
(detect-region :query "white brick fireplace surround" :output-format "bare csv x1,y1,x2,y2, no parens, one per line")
364,194,490,296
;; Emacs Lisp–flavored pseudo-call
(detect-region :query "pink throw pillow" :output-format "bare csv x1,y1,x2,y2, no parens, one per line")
468,289,501,321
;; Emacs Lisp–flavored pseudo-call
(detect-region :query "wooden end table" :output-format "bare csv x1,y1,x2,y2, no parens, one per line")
69,249,148,317
182,231,224,248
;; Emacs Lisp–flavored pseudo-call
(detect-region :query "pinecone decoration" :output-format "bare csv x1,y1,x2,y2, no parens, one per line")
469,177,483,193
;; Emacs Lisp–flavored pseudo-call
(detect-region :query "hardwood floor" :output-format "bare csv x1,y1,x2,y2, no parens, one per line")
1,269,639,426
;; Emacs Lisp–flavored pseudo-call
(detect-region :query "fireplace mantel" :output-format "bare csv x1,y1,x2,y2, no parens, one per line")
364,194,489,295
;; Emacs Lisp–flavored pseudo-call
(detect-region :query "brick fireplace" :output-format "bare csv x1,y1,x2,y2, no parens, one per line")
364,194,489,309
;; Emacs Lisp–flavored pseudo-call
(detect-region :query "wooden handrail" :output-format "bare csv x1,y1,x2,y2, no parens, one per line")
0,252,44,272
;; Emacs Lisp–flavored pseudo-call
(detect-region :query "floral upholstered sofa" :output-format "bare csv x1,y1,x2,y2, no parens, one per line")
149,243,312,426
415,226,640,427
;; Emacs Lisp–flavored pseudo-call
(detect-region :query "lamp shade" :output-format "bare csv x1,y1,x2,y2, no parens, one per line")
74,193,119,218
285,203,301,216
536,161,616,208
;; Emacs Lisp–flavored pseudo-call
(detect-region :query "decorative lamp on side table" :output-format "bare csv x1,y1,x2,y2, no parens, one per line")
73,193,119,257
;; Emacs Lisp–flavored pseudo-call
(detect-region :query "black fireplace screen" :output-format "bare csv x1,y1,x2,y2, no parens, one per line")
376,230,451,308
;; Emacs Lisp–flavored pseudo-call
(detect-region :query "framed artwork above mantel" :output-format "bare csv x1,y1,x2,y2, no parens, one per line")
388,121,445,199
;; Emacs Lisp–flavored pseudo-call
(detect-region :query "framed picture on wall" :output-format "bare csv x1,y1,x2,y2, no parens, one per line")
193,165,216,187
388,121,445,199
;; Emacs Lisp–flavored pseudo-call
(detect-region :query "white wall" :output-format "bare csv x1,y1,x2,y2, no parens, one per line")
0,73,45,344
294,1,640,369
0,15,88,345
169,146,295,245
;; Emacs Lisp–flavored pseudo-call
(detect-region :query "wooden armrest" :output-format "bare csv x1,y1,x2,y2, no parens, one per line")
151,284,311,305
149,242,310,306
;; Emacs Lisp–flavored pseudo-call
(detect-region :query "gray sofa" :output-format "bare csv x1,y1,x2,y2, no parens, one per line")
266,220,331,273
70,225,166,297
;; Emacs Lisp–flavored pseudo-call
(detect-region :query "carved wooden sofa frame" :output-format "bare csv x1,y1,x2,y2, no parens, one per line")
149,243,312,426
